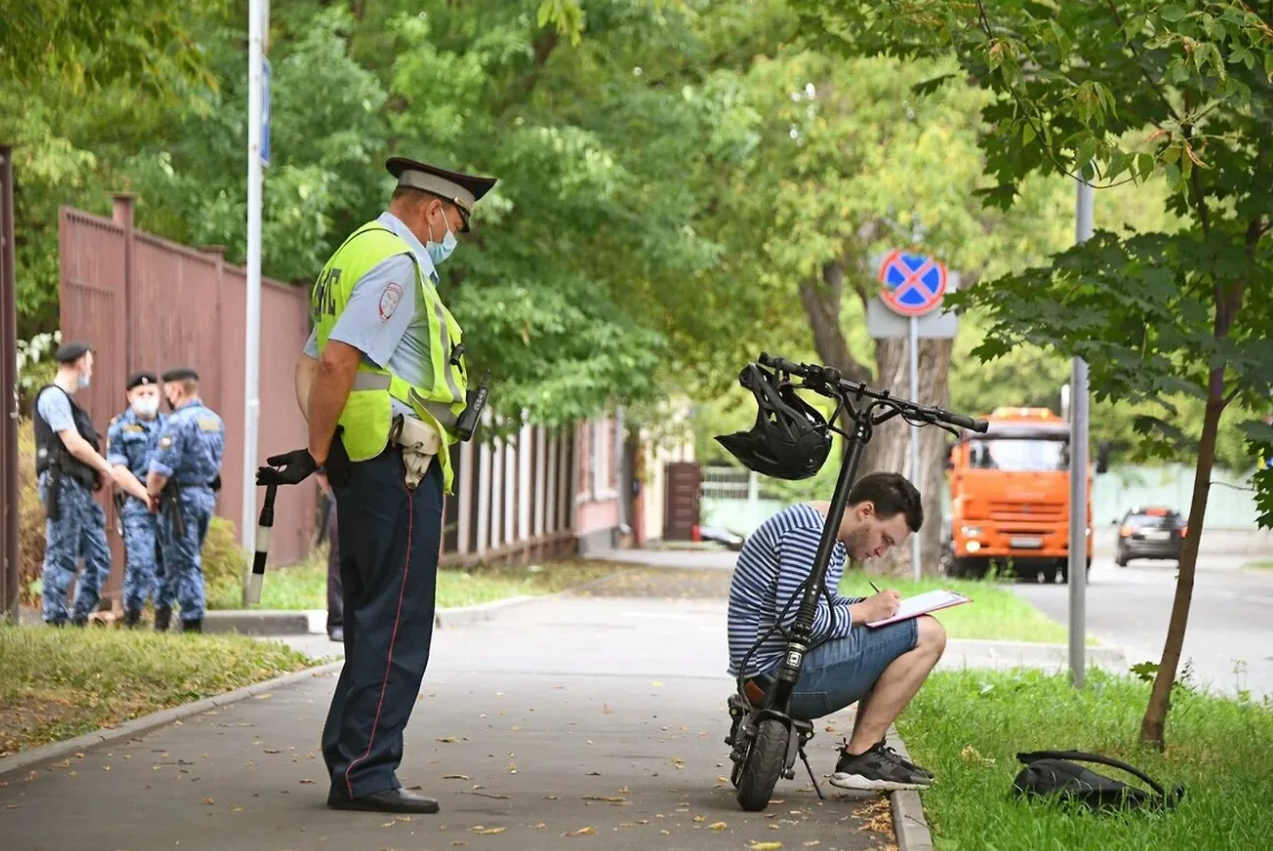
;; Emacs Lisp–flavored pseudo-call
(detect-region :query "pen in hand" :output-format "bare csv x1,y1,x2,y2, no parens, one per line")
869,580,881,594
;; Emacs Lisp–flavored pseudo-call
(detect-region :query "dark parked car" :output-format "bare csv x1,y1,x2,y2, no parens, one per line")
1115,506,1186,566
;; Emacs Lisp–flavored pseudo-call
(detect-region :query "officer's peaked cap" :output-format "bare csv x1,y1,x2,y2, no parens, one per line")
385,157,497,233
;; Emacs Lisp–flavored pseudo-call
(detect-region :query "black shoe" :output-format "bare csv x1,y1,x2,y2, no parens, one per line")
123,609,142,629
181,618,202,634
328,625,344,642
327,787,439,814
154,607,172,632
875,739,935,779
830,741,934,792
70,615,88,628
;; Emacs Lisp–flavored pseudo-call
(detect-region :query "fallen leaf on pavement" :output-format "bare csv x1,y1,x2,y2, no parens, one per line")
749,843,783,850
651,681,663,687
470,826,505,835
299,779,315,784
443,775,470,780
564,826,596,837
535,823,546,829
202,798,215,805
264,749,281,754
582,796,626,803
693,815,706,823
709,822,728,831
436,736,460,743
450,842,468,847
803,842,821,847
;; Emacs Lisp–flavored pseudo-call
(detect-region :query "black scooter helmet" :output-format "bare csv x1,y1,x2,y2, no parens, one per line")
715,363,832,481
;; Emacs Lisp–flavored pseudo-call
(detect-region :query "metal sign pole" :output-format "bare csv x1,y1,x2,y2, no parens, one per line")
241,0,267,603
1069,174,1094,688
909,313,921,581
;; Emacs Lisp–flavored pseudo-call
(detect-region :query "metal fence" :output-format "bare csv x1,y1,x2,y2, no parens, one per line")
441,414,579,568
59,196,316,604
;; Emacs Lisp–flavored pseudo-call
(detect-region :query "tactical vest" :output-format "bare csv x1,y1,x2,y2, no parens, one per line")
33,384,101,488
311,221,467,493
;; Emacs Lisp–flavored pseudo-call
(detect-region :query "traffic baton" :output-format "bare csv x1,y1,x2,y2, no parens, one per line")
247,482,278,605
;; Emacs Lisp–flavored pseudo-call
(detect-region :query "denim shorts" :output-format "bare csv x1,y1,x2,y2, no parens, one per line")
774,618,920,721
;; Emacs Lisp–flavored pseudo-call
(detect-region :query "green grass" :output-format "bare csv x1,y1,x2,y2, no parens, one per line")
838,574,1077,644
1245,559,1273,570
208,555,620,611
898,668,1273,851
0,624,313,757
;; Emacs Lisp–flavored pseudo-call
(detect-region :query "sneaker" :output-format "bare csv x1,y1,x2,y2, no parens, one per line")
830,741,934,792
875,740,935,780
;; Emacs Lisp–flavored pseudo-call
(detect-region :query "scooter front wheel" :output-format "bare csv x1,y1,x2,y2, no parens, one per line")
736,717,788,812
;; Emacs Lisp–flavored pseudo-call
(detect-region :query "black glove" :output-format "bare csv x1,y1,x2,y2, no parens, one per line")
256,448,318,487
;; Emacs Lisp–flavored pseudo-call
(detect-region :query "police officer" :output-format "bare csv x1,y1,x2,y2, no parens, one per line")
263,157,495,814
106,371,167,628
146,367,226,633
32,341,139,626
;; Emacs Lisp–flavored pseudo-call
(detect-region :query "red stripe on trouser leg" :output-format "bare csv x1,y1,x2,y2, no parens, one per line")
344,487,414,799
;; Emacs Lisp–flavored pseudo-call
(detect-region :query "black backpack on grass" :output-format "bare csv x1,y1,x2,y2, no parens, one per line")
1012,750,1185,812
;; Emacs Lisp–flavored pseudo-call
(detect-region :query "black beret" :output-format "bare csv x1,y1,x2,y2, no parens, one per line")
385,156,497,233
54,341,92,363
161,367,199,382
126,371,159,391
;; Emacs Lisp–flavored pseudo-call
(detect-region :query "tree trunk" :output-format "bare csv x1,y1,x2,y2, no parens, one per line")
797,261,872,385
1138,386,1222,749
860,335,954,577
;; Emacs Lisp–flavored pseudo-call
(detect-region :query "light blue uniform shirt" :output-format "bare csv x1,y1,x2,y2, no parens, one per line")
37,387,76,433
304,212,441,420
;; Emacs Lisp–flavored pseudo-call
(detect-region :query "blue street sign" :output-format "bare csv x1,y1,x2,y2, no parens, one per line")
878,250,948,317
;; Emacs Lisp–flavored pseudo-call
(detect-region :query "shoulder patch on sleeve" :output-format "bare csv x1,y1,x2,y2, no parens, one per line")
378,282,404,321
197,416,222,432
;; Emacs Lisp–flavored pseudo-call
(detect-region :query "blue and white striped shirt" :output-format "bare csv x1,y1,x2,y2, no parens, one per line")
727,503,865,678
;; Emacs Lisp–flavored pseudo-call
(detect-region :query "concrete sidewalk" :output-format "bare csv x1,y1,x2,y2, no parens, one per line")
0,582,890,851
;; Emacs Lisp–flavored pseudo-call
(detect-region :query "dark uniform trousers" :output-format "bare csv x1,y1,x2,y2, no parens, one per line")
322,444,443,801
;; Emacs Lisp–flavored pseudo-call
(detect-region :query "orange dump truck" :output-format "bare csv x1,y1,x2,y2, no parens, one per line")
942,406,1105,583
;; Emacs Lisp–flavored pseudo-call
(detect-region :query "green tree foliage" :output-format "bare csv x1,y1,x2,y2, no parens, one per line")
795,0,1273,748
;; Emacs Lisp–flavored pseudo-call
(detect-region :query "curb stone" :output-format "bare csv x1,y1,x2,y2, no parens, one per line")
885,724,935,851
0,660,344,784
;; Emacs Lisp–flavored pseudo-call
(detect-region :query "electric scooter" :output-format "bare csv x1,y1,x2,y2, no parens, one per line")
722,352,988,812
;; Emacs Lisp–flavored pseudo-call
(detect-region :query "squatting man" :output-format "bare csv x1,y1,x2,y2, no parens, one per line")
727,471,944,791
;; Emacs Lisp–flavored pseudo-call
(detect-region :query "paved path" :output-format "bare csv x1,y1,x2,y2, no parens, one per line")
0,569,890,851
1013,555,1273,701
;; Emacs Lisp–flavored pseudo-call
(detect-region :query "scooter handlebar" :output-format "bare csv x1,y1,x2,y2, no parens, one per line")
756,352,988,433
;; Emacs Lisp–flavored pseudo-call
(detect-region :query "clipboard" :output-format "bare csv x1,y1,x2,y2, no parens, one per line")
866,589,972,627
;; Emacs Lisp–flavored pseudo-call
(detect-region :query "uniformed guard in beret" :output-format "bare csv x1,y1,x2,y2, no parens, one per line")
30,341,120,625
266,156,496,814
106,370,168,628
146,367,226,633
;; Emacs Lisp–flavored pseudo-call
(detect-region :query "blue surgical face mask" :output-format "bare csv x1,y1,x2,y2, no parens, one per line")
78,372,91,390
426,215,458,266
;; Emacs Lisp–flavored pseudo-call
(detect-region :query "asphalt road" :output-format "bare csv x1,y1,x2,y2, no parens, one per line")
1012,555,1273,702
0,584,889,851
